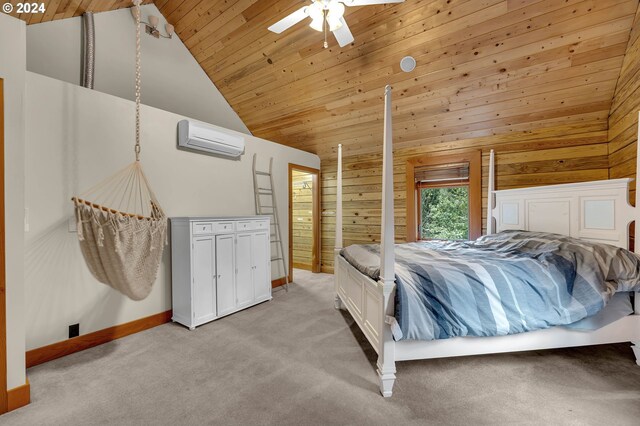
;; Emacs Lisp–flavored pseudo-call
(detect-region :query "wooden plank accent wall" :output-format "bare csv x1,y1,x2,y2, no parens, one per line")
609,5,640,203
292,170,314,270
321,130,609,272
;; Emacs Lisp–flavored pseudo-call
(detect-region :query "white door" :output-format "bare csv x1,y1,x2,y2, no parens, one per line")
215,234,236,316
192,236,216,325
236,233,254,308
252,231,270,301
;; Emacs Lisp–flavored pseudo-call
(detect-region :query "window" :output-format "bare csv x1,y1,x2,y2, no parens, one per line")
406,151,481,242
419,186,469,240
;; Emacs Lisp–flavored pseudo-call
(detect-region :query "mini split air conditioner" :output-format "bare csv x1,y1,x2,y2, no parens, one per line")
177,119,245,158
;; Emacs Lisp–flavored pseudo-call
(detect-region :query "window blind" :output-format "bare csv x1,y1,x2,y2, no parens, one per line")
414,162,469,183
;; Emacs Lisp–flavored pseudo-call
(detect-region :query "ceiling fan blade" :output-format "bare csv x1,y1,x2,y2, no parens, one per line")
268,7,310,34
333,17,354,47
344,0,404,5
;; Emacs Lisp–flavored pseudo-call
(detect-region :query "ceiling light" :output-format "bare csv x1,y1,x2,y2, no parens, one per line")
309,16,324,32
308,2,324,31
326,2,344,31
327,17,343,31
328,1,345,18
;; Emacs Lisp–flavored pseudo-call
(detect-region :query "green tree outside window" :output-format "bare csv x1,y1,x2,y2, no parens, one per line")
420,186,469,240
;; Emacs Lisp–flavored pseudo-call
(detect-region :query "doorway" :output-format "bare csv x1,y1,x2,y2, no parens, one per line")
288,164,320,279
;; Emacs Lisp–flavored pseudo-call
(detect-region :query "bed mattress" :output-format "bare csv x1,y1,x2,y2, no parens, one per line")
340,231,640,341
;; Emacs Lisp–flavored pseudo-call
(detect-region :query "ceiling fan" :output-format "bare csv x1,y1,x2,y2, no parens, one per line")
268,0,405,48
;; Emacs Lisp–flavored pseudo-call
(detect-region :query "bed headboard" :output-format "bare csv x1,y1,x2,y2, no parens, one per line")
488,154,634,250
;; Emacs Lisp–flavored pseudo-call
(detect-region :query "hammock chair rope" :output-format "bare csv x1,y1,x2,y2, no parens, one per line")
71,0,167,301
134,0,141,162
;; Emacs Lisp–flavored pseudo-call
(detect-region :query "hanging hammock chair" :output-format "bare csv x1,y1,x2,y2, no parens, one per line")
72,0,167,301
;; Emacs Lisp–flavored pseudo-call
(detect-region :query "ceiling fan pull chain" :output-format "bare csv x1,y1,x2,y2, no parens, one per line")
323,9,328,48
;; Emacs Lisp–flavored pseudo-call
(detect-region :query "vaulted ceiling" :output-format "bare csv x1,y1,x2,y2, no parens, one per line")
163,0,640,160
13,0,640,160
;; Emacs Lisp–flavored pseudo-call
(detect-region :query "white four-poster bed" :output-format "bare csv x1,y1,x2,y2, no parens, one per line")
333,86,640,397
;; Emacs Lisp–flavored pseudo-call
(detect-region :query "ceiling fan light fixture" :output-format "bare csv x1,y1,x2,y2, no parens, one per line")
309,16,324,31
327,16,343,31
308,2,324,31
327,1,345,31
267,0,406,47
328,1,345,18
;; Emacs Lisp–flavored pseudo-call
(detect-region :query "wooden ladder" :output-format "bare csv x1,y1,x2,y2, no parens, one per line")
252,154,289,291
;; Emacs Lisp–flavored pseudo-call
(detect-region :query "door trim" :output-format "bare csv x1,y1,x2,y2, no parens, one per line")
0,78,8,414
288,164,321,279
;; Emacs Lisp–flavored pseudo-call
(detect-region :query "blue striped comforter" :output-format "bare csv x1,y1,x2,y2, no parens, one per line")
340,231,640,341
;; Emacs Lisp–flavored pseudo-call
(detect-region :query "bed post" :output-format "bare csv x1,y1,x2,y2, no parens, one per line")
334,144,344,310
633,112,640,365
487,149,495,235
377,85,397,397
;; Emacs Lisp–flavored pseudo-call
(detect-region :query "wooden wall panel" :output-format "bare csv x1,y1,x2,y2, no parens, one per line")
322,132,609,272
609,5,640,204
292,170,314,270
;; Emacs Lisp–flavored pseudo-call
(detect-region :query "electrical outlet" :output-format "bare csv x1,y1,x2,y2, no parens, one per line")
69,323,79,339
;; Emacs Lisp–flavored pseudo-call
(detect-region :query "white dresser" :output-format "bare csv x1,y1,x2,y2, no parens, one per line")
170,216,272,329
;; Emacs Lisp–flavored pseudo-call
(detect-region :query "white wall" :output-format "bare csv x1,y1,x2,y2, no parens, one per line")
26,4,250,135
0,13,27,391
24,72,319,350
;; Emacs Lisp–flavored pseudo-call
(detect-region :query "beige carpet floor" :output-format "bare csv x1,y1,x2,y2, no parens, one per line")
3,269,640,425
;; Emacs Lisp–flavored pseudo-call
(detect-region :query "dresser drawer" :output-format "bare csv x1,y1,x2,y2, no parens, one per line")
192,222,213,235
213,222,235,233
236,221,253,232
236,220,269,232
253,220,269,231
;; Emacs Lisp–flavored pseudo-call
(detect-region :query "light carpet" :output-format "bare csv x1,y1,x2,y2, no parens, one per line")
4,269,640,425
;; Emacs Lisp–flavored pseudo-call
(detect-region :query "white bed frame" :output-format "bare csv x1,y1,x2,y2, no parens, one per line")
333,88,640,397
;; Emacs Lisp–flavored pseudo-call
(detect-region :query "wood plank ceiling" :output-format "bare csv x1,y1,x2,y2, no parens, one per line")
4,0,153,24
157,0,638,160
13,0,640,161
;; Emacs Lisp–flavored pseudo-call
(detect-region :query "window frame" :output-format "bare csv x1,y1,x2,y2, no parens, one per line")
406,151,482,242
